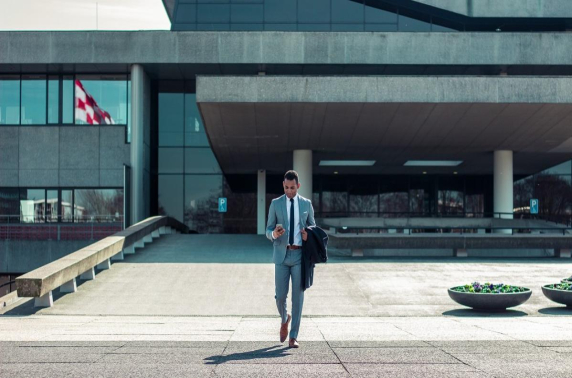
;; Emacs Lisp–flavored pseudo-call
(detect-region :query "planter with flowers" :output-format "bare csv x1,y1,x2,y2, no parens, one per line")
448,282,532,311
542,282,572,308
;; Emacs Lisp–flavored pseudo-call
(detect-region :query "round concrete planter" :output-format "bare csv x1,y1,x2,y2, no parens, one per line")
542,285,572,307
448,287,532,311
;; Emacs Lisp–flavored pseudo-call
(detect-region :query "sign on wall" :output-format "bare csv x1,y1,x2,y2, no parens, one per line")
530,199,539,214
218,198,227,213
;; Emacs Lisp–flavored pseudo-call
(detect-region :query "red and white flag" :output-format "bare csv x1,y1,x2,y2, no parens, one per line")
75,80,115,125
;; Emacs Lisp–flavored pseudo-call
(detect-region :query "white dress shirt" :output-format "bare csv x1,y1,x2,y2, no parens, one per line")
286,194,302,246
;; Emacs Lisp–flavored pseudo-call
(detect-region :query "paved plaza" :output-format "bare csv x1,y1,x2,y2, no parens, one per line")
2,234,572,377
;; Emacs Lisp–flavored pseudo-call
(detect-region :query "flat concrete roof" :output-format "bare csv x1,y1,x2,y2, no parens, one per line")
197,76,572,175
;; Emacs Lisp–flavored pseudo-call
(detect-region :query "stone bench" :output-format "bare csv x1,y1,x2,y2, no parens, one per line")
328,233,572,258
16,216,188,308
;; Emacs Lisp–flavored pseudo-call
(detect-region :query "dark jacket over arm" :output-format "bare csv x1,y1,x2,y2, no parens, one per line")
301,226,329,291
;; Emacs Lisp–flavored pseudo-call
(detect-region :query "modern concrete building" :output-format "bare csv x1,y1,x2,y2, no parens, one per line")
1,0,572,248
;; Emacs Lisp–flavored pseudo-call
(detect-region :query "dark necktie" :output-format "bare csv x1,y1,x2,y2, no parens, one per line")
289,198,295,246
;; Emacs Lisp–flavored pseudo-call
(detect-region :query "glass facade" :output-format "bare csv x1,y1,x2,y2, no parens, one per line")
0,74,130,141
514,160,572,225
172,0,448,32
157,81,224,233
0,188,123,223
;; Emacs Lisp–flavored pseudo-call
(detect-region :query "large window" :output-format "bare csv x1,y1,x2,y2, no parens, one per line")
0,75,129,135
172,0,446,32
0,188,123,223
0,77,20,125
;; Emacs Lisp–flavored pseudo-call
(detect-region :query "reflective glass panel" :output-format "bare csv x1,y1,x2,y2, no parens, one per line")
48,77,59,124
198,4,231,22
20,189,45,223
231,4,263,23
21,76,46,125
62,76,74,124
332,0,364,23
264,0,297,23
75,75,128,125
61,189,73,222
46,190,58,222
159,175,184,223
159,148,184,174
398,15,431,31
0,78,19,125
0,188,20,223
365,2,397,23
184,148,221,174
73,189,123,222
298,0,330,23
185,94,209,147
184,175,223,233
543,160,571,175
159,93,184,146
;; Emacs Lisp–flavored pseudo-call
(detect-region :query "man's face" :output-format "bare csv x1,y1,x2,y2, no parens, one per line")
283,179,300,199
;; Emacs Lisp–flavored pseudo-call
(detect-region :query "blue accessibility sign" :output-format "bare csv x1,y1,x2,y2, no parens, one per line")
530,199,538,214
218,198,227,213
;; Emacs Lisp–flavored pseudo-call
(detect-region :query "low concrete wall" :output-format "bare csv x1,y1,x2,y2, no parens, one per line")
0,240,93,274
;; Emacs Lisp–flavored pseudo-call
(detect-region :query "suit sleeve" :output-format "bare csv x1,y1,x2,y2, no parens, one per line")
266,200,276,242
307,200,316,228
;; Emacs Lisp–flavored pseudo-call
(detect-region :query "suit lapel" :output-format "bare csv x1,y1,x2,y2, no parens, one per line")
298,196,305,228
280,195,288,229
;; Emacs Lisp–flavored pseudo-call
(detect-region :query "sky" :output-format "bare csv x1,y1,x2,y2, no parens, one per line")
0,0,171,31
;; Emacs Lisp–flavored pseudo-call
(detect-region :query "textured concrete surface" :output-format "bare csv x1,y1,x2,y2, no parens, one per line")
2,233,572,377
1,31,572,66
5,234,571,316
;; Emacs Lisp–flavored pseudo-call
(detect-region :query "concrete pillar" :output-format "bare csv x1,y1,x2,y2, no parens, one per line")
34,291,53,308
96,258,111,270
124,244,136,254
130,64,145,224
143,234,153,243
152,230,160,238
80,267,95,280
111,250,124,261
293,150,312,200
135,239,145,249
494,150,514,234
159,226,167,235
257,170,266,235
60,278,77,293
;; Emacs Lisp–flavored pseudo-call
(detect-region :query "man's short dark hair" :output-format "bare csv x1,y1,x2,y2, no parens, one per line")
284,170,299,184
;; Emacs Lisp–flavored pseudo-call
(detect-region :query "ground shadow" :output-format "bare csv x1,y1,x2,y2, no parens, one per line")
442,308,528,317
538,306,572,315
2,269,106,316
204,345,290,364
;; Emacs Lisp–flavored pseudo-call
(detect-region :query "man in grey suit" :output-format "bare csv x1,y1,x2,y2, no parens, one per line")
266,170,316,348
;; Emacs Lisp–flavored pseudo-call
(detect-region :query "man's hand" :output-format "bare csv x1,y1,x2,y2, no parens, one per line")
273,225,285,239
301,227,308,242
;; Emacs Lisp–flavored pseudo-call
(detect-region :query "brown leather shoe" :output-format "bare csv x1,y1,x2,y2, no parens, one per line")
280,314,291,343
289,338,299,348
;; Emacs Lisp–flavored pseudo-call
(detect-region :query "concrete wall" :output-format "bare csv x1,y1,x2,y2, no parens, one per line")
0,126,129,187
196,76,572,104
413,0,572,18
1,31,572,66
0,240,93,273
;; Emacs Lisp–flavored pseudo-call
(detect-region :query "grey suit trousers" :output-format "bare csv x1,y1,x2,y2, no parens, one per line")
275,249,304,339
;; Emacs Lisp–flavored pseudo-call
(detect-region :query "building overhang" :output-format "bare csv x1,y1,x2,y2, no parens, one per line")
196,75,572,175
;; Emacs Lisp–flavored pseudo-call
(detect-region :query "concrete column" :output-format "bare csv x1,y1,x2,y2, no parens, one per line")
96,258,111,270
130,64,145,224
152,230,160,238
124,244,136,254
80,267,95,280
60,278,77,293
293,150,312,200
111,250,124,261
494,150,514,234
34,291,53,308
257,170,266,235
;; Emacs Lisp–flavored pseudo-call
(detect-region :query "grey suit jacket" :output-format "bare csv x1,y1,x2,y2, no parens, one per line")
266,194,316,265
